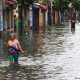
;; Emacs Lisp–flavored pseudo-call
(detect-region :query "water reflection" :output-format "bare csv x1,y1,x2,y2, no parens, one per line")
71,28,75,34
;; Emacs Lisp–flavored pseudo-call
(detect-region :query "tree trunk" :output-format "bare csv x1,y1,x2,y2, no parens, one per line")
55,10,60,25
52,10,55,24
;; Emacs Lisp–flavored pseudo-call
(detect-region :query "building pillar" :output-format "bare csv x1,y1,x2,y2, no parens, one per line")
0,0,3,31
11,5,14,30
39,9,43,27
14,5,19,32
35,9,39,32
4,0,14,31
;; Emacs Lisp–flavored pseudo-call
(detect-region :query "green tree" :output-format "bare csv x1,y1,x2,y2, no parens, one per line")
53,0,70,11
72,0,80,10
53,0,80,11
16,0,34,4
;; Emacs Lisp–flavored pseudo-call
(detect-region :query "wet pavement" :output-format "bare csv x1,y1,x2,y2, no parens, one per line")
0,22,80,80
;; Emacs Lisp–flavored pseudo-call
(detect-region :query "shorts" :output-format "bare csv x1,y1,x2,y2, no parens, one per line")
9,53,19,63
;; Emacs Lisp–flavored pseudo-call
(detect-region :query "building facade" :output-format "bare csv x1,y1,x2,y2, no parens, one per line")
3,0,14,31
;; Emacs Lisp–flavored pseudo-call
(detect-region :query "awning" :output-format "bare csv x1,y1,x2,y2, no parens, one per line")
40,4,46,9
33,3,47,12
5,1,13,5
33,3,40,9
40,4,47,12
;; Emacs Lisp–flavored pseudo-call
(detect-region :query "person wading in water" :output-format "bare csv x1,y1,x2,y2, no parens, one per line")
71,8,76,32
3,33,24,64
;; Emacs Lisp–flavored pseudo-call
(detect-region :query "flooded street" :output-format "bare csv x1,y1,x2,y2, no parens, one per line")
0,22,80,80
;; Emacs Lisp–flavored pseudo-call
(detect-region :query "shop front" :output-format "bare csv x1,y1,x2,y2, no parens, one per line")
3,0,14,31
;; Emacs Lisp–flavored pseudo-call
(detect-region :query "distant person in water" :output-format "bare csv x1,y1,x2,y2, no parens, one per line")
71,8,76,29
4,33,24,64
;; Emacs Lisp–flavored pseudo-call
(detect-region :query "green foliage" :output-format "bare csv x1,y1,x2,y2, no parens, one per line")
59,0,69,12
72,0,80,10
53,0,70,11
16,0,34,4
16,0,21,3
26,0,34,4
53,0,80,11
